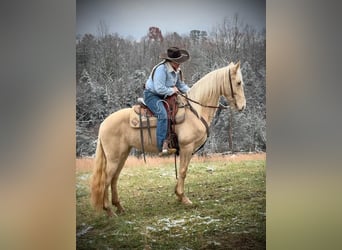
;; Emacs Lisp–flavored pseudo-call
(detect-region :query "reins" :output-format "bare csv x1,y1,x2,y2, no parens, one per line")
178,93,229,109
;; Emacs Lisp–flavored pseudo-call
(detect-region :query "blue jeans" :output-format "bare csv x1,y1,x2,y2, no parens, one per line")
143,90,168,151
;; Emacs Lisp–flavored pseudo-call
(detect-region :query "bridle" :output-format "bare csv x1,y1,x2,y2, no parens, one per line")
228,68,235,100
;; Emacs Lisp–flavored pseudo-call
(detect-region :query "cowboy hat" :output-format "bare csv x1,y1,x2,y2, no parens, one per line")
160,47,190,64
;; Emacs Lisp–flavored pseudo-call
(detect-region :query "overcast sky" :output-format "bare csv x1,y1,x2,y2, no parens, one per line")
77,0,265,39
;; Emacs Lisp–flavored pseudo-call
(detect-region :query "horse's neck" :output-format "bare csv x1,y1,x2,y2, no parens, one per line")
188,68,225,125
197,103,218,127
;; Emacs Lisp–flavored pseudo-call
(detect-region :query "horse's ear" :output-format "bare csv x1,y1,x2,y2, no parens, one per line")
231,61,240,72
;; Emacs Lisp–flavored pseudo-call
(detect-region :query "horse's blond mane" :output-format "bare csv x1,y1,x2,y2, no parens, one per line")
188,63,233,111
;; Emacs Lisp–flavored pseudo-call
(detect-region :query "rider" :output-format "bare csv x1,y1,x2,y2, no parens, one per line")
143,47,191,155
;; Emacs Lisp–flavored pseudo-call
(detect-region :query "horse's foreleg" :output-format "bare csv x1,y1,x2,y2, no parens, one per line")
175,150,193,205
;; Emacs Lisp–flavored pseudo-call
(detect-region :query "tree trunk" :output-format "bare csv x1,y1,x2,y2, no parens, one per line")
228,107,234,153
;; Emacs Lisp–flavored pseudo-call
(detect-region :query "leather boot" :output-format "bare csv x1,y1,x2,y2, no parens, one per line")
159,140,176,156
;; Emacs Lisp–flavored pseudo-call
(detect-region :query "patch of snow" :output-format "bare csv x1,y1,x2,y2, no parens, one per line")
76,226,93,237
207,240,221,246
146,226,157,232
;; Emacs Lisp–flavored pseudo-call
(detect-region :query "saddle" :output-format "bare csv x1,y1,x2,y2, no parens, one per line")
129,94,186,156
130,96,185,128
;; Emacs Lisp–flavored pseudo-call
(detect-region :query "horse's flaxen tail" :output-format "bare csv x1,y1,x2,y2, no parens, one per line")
90,137,107,211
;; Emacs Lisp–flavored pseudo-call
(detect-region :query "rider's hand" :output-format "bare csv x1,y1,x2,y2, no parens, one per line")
172,86,179,93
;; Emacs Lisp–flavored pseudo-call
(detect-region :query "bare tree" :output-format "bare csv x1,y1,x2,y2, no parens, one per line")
97,19,109,38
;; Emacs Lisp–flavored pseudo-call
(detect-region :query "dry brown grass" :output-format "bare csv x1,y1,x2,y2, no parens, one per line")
76,152,266,172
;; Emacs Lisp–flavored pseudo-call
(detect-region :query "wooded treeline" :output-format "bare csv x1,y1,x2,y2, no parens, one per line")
76,16,266,157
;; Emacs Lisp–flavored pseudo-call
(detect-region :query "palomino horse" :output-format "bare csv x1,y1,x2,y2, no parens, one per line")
91,62,246,216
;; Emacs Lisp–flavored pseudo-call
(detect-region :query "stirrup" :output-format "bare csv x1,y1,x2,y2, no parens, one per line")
159,140,177,156
159,148,177,156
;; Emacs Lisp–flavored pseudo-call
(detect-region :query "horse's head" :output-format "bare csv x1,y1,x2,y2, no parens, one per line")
225,62,246,112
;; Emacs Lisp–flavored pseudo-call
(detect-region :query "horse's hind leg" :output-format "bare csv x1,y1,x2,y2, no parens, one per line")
103,169,115,217
103,174,115,217
102,153,129,217
109,148,130,214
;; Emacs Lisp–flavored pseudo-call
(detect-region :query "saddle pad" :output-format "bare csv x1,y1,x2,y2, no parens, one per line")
130,105,185,128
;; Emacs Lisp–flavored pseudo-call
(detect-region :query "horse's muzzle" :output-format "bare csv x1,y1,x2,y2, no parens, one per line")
237,104,245,112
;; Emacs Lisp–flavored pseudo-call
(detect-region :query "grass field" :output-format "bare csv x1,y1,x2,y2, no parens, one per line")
76,153,266,249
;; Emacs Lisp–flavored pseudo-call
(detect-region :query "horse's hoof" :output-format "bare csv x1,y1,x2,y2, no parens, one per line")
113,202,125,214
116,207,125,214
181,197,193,205
105,208,117,217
